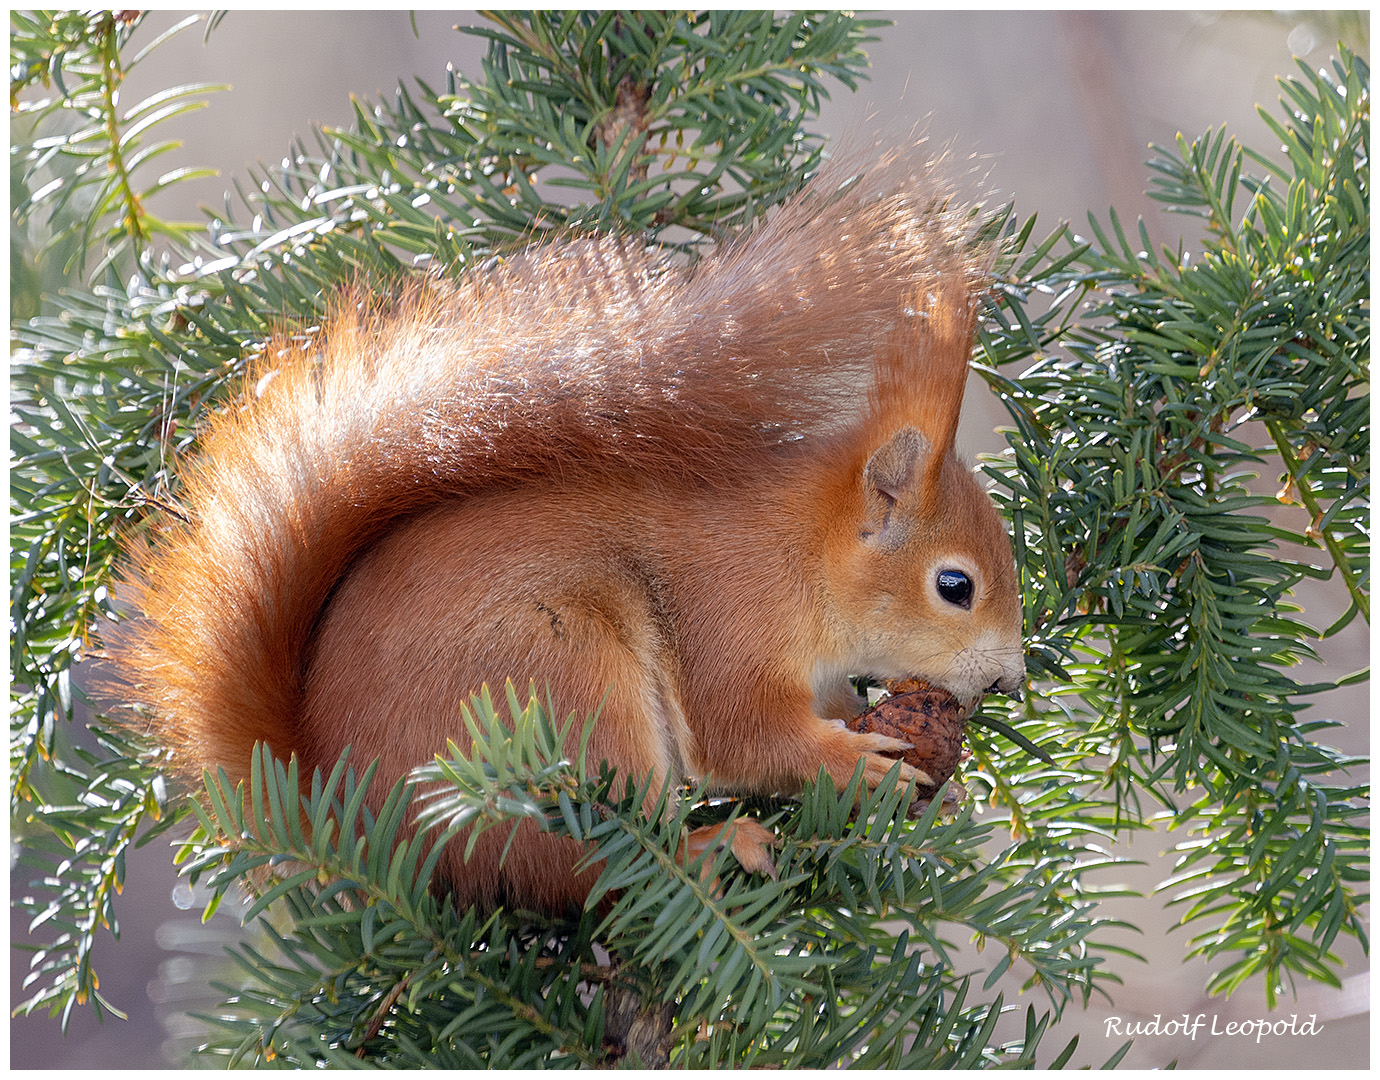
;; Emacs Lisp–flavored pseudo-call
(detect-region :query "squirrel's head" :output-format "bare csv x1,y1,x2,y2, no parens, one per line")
832,425,1025,707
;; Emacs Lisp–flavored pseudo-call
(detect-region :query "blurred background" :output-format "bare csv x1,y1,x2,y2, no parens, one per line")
10,9,1369,1069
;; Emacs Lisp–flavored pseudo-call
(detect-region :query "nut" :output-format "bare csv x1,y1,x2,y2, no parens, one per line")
846,678,971,800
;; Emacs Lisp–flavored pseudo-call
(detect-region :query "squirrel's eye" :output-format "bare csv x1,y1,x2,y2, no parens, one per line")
936,569,973,609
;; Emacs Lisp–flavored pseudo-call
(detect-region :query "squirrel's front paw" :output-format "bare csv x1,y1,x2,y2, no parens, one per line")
815,722,936,800
847,729,936,792
859,749,934,793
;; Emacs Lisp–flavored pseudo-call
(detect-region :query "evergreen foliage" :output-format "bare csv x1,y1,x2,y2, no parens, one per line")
976,50,1369,1004
178,689,1118,1067
9,10,1368,1066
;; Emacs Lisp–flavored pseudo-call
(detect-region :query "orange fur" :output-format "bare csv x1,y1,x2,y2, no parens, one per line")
108,150,1025,912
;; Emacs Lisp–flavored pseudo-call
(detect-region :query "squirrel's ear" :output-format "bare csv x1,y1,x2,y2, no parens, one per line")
868,284,978,504
860,427,929,547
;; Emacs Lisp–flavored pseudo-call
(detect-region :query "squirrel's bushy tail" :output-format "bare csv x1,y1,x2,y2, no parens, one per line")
111,148,990,785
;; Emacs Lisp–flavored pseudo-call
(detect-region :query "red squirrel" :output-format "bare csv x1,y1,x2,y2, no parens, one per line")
110,152,1025,913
